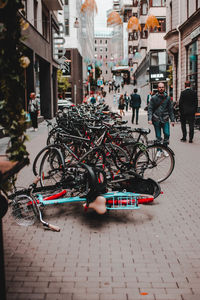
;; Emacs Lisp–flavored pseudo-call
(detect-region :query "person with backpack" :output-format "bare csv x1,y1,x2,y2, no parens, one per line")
148,82,175,154
130,88,141,124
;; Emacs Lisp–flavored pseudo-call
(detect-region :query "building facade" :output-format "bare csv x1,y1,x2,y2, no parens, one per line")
94,31,114,82
164,0,200,105
21,0,63,119
119,0,168,105
57,0,95,103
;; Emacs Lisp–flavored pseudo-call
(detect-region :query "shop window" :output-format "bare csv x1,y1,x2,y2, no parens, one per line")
187,42,198,91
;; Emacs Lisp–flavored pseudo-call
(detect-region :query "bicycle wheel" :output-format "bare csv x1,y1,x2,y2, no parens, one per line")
105,144,129,171
79,147,106,168
10,194,37,226
39,148,65,186
134,144,175,183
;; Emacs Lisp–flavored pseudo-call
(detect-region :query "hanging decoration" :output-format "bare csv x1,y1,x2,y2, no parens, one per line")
81,0,98,14
133,52,142,60
144,15,160,30
127,16,141,32
107,11,122,26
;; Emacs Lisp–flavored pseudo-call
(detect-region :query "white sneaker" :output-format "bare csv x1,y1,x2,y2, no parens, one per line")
156,151,162,159
163,150,169,157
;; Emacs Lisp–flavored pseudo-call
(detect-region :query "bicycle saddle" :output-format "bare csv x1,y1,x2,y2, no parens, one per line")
132,128,151,134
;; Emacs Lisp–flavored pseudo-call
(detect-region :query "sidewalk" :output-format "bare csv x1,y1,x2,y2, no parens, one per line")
2,98,200,300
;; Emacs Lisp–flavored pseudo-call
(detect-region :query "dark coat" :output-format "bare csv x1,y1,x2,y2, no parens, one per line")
148,92,175,123
179,88,198,116
130,93,141,108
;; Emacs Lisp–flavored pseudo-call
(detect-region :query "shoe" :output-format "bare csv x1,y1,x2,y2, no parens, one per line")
136,122,138,125
34,128,38,132
156,151,162,159
189,140,193,143
180,138,186,142
163,150,169,157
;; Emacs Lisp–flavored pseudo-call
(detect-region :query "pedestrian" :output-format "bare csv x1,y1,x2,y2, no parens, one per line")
179,81,198,143
148,82,175,152
90,93,96,105
118,94,125,116
28,92,39,131
124,92,129,112
146,91,152,106
130,88,141,124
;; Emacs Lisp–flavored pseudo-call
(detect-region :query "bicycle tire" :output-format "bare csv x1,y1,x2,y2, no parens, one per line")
10,194,37,226
105,144,129,171
134,144,175,183
39,148,65,187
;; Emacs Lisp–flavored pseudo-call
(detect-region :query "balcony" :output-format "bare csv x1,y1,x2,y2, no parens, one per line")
43,0,63,11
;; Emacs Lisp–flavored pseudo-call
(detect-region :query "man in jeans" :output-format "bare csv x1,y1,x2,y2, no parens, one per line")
148,82,175,156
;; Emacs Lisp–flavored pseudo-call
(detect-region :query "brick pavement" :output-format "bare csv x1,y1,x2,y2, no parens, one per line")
2,91,200,300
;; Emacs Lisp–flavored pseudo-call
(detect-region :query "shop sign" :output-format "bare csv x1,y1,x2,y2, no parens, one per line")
190,27,200,40
150,74,164,79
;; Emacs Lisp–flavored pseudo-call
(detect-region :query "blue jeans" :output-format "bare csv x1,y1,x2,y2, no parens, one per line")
153,121,170,145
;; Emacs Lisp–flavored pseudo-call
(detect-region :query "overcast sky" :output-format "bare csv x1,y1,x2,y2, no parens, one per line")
94,0,113,31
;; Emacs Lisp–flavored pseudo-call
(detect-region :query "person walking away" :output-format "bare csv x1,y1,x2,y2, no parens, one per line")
90,94,96,105
179,81,198,143
118,94,125,116
124,92,129,112
28,92,39,131
130,88,141,124
148,82,175,156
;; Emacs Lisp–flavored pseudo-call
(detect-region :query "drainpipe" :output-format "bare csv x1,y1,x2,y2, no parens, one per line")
177,0,182,100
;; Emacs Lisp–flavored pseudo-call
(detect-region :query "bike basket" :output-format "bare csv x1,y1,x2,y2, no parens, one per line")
104,192,140,210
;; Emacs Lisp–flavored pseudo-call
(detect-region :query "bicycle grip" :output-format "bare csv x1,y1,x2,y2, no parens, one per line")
48,223,60,232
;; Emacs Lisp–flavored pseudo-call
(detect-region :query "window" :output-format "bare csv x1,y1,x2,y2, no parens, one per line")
100,55,102,59
20,0,27,17
150,51,166,65
105,40,107,44
95,47,97,51
140,24,148,39
140,0,148,15
187,42,198,91
64,0,68,4
95,40,97,44
106,70,108,74
150,0,166,6
65,19,69,35
34,0,38,28
42,10,49,40
170,1,172,30
100,40,102,44
150,18,166,33
100,48,103,52
105,48,107,52
129,31,138,41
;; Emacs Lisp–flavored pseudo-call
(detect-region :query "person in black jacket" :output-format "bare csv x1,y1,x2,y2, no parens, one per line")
179,81,198,143
130,88,141,124
148,82,175,148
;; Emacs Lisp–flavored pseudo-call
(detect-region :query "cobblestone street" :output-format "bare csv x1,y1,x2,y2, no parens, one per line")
2,88,200,300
